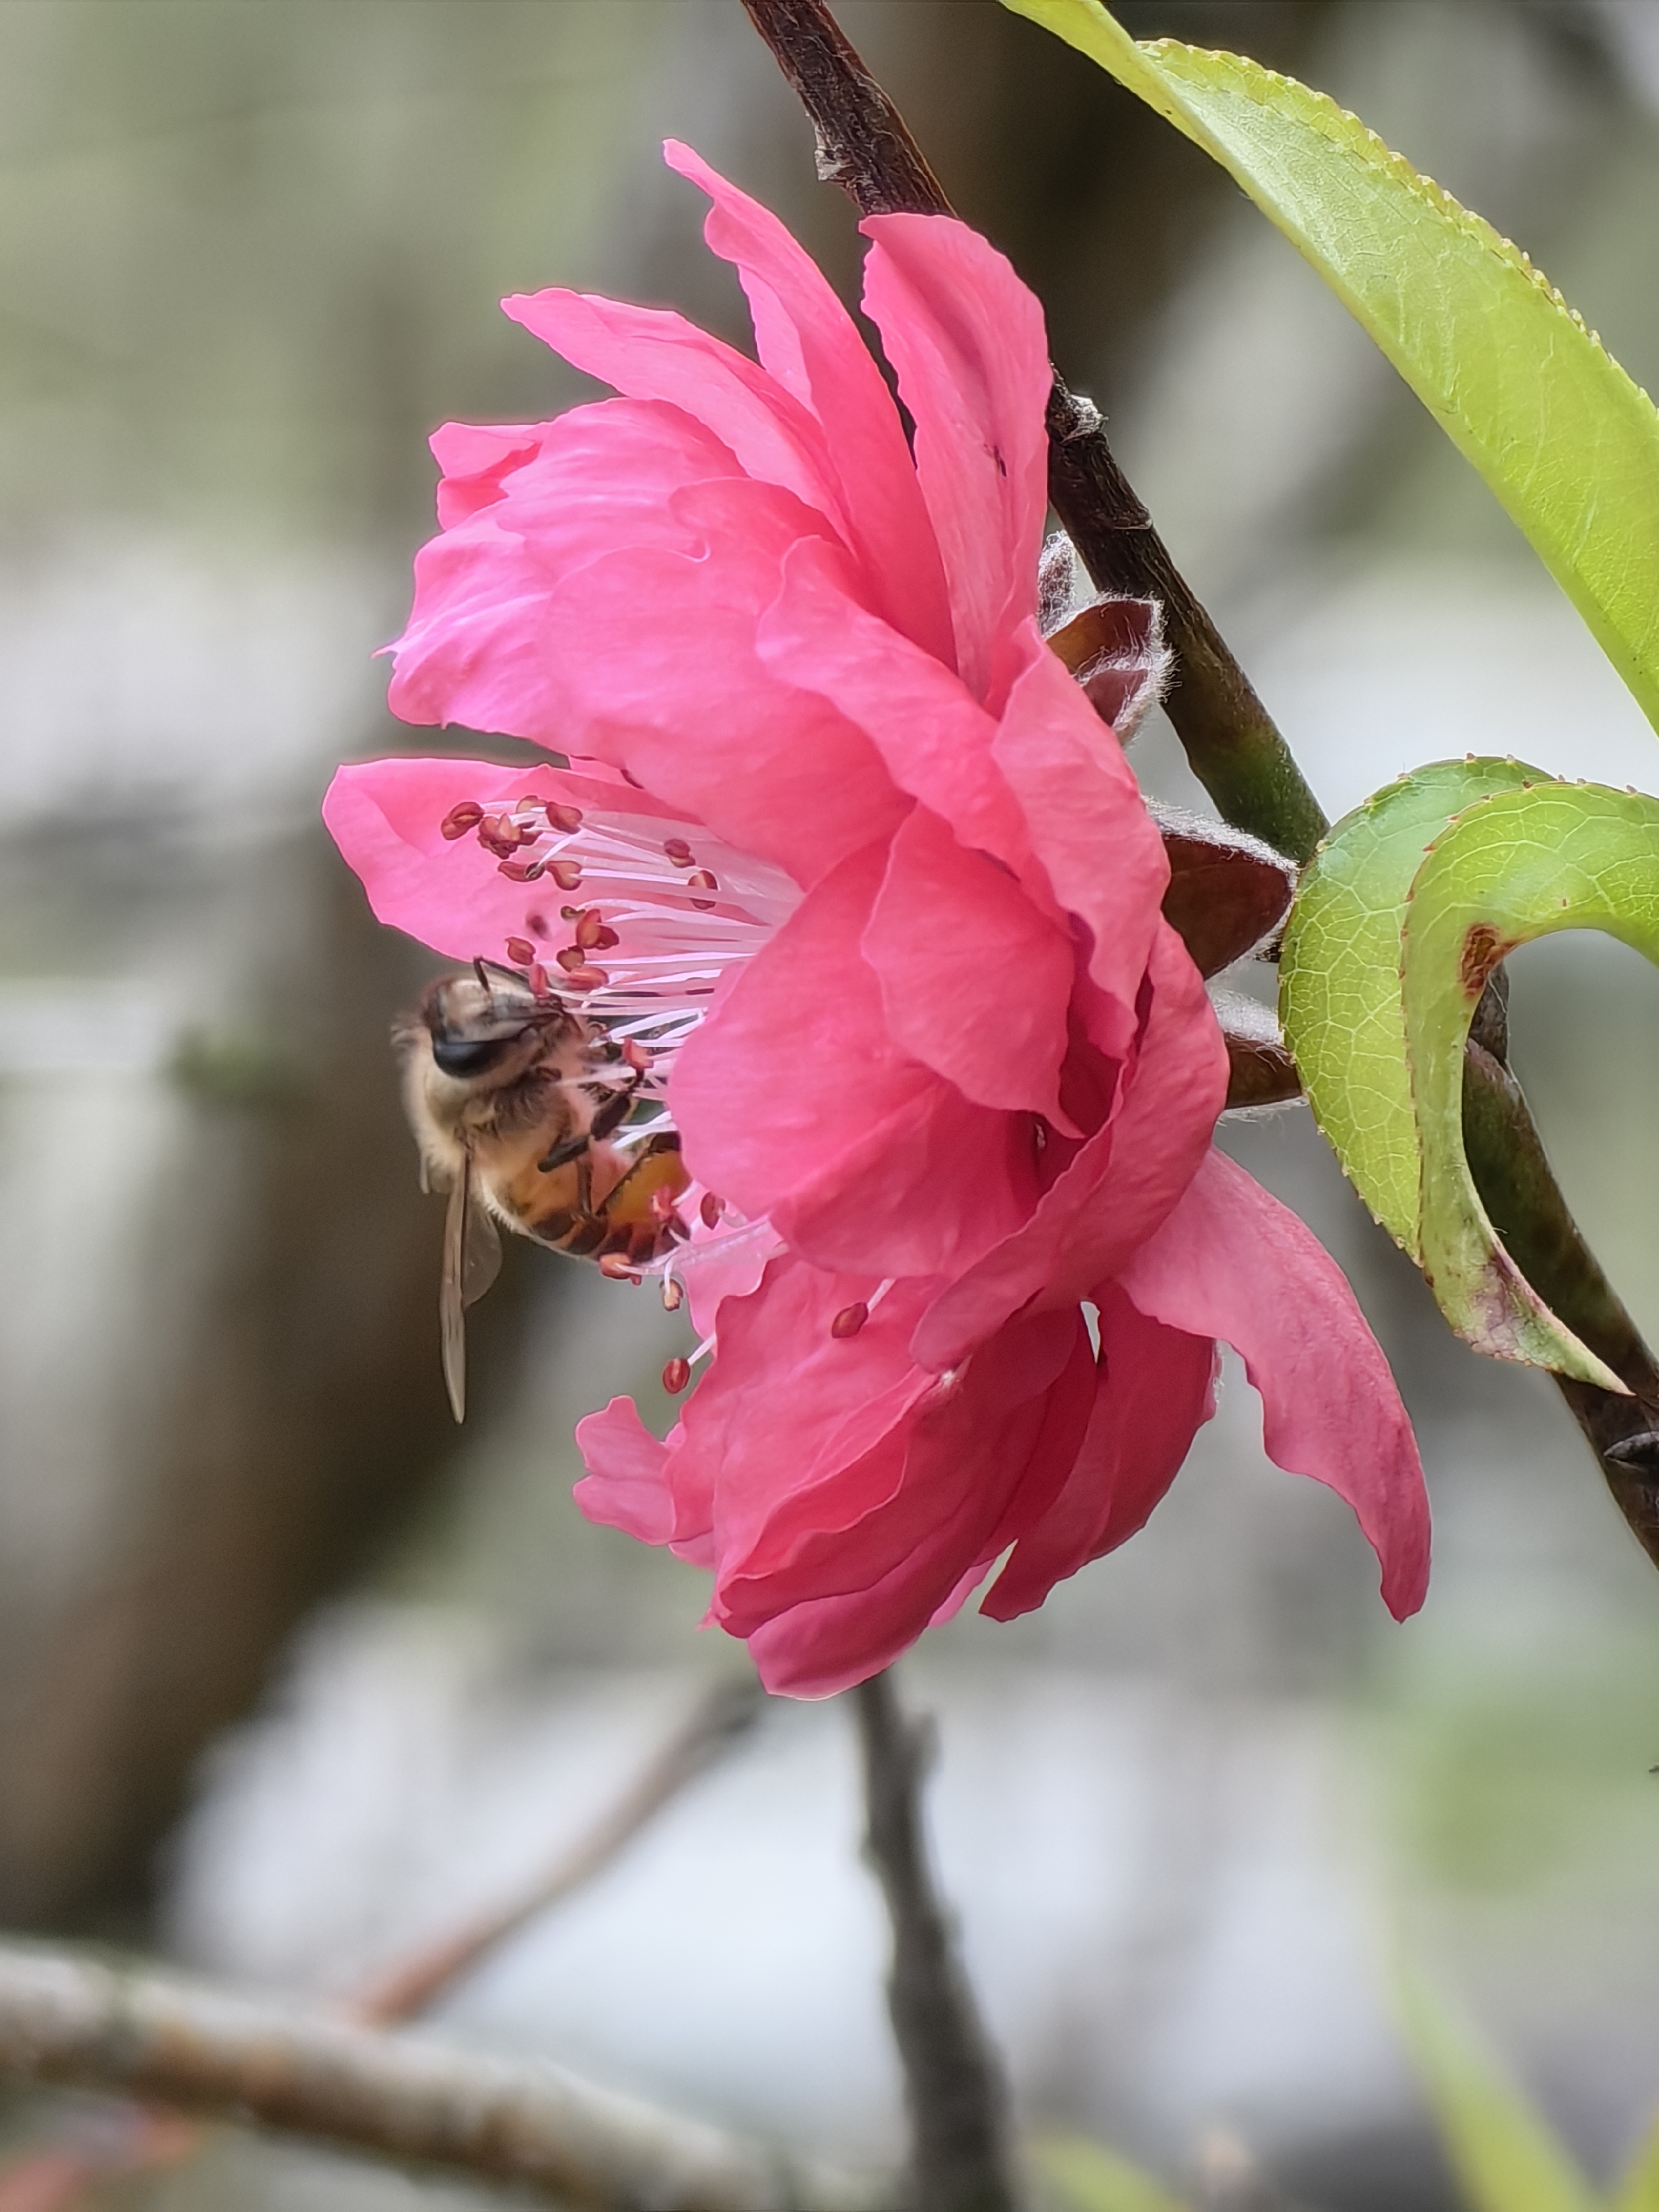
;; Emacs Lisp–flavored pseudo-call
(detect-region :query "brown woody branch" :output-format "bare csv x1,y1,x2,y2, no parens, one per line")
740,0,1327,867
0,1942,882,2211
741,0,1659,1582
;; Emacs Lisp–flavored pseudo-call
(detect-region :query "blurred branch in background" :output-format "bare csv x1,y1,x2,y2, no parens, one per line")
0,1940,884,2212
0,1671,770,2206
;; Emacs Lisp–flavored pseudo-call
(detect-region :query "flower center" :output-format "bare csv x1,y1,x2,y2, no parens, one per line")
440,789,800,1125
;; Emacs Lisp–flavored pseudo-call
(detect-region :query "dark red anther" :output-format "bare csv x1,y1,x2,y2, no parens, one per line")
664,838,695,867
556,945,586,972
563,964,610,992
661,1277,685,1313
699,1192,724,1230
527,963,553,999
519,794,545,815
440,800,483,840
498,857,545,882
549,859,583,892
575,908,605,949
623,1040,653,1073
831,1302,869,1339
599,1253,640,1281
591,926,620,951
505,936,535,965
548,802,583,833
686,868,718,911
661,1355,691,1394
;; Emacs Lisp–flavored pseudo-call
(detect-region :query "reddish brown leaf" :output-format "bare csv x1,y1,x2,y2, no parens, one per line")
1212,989,1302,1110
1155,803,1297,977
1045,591,1170,739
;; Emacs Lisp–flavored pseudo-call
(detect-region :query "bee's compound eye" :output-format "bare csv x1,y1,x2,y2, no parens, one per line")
431,1035,513,1078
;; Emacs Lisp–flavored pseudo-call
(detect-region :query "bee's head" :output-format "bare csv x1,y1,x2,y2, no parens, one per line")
411,961,569,1085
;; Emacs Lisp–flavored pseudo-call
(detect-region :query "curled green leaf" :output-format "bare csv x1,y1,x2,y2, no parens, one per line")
1001,0,1659,733
1280,759,1539,1253
1403,781,1659,1389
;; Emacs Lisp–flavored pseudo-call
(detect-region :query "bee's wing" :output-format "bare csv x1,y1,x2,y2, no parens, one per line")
440,1151,503,1423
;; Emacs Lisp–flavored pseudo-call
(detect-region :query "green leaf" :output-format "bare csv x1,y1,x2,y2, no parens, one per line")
1032,2135,1190,2212
1280,758,1539,1255
1614,2115,1659,2212
1395,1969,1601,2212
999,0,1659,735
1402,780,1659,1386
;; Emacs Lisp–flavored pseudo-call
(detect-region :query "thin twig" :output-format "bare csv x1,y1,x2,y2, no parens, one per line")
0,1942,883,2211
853,1674,1017,2212
739,0,1659,1581
352,1672,767,2025
740,0,1327,866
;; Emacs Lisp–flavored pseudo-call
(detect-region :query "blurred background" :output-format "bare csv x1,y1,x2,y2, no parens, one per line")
3,2,1659,2205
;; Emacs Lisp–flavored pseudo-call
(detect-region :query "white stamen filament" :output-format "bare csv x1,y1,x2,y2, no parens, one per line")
476,798,801,1132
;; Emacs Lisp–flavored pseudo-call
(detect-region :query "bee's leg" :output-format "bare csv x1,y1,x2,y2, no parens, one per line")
574,1151,595,1224
588,1081,637,1143
537,1133,589,1174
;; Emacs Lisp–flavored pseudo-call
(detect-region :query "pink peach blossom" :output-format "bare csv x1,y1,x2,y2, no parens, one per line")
324,144,1428,1696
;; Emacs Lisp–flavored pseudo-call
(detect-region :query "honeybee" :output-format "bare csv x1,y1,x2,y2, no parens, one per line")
398,961,689,1419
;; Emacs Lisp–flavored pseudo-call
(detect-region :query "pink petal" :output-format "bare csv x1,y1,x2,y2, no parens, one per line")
671,842,1034,1280
733,1307,1095,1697
428,422,545,527
862,802,1074,1124
663,141,953,667
860,213,1052,709
572,1397,677,1546
542,518,907,890
322,756,680,964
910,920,1226,1372
756,536,1033,876
774,1078,1035,1282
673,1210,789,1339
501,288,847,548
982,1285,1216,1619
672,1259,942,1581
991,628,1172,1039
389,397,745,740
730,1303,1090,1605
1118,1148,1431,1619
